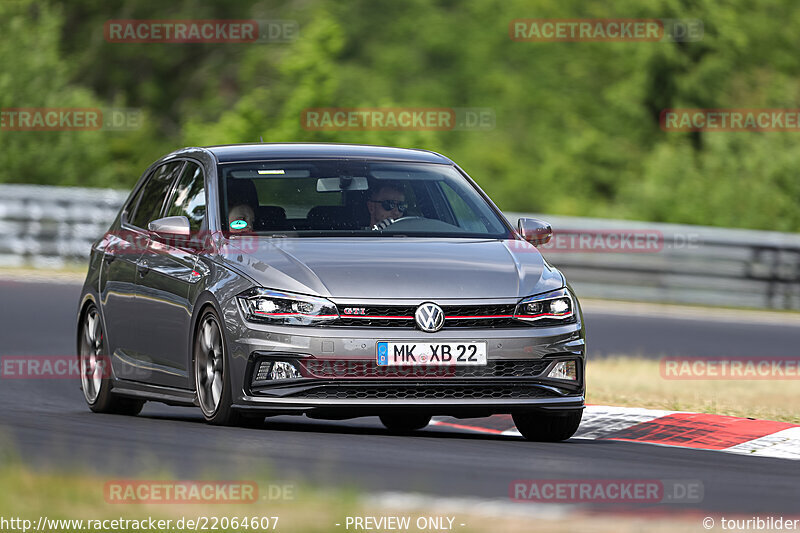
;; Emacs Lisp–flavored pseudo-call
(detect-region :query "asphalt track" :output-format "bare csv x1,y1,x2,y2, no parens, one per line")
0,279,798,515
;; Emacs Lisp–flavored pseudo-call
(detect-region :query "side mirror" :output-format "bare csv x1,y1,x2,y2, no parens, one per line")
148,216,190,238
517,217,552,246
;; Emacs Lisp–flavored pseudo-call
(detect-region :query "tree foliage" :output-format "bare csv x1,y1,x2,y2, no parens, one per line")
2,0,798,231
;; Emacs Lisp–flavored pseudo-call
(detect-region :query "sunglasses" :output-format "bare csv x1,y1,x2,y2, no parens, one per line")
369,199,409,212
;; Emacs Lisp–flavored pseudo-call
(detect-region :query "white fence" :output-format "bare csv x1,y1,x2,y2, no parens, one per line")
1,184,799,309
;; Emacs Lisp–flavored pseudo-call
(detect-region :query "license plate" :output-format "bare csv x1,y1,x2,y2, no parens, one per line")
376,341,487,366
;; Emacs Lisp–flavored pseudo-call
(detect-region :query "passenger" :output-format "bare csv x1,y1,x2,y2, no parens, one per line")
226,178,258,233
228,203,255,233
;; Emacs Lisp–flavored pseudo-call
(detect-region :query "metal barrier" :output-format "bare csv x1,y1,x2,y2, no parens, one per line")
1,184,798,309
506,213,800,310
0,184,127,269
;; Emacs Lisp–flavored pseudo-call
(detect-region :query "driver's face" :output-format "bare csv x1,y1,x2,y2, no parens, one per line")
368,188,406,225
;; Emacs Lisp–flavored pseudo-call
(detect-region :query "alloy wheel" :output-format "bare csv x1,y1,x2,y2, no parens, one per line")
79,307,105,404
195,314,225,416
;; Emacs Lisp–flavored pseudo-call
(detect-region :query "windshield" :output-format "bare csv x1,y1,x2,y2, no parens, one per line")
219,160,511,238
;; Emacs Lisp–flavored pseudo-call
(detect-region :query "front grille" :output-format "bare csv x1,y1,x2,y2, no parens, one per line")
293,384,559,400
333,304,546,329
299,359,551,379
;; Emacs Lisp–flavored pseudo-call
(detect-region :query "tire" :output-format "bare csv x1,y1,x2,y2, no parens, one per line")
379,414,431,433
78,304,144,416
512,410,582,442
194,307,246,426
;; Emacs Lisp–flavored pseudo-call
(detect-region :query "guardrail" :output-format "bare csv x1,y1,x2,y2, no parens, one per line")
0,184,798,310
506,213,800,310
0,184,127,269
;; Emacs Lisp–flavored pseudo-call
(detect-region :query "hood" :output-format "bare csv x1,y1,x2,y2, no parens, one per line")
220,237,563,300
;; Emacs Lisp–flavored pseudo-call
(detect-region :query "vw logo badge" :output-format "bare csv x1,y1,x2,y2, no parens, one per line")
415,302,445,333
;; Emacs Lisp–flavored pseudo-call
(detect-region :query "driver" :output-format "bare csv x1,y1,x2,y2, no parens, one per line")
366,182,408,229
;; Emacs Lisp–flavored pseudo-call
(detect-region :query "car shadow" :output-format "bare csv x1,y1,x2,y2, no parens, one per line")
132,409,607,444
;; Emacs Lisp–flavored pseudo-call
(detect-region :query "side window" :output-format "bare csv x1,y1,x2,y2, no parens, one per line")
124,181,147,223
165,162,206,232
129,162,184,229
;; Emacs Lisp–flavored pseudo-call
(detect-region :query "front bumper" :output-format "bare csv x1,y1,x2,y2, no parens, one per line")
222,302,586,417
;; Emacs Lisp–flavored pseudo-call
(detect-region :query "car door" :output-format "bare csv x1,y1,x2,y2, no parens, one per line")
99,179,151,367
133,160,206,389
109,160,185,384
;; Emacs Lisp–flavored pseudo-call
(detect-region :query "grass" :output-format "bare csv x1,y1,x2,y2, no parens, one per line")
0,457,360,533
0,459,714,533
587,356,800,424
0,263,87,281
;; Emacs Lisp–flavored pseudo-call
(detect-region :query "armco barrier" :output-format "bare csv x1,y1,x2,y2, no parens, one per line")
505,213,800,310
0,184,798,310
0,184,127,269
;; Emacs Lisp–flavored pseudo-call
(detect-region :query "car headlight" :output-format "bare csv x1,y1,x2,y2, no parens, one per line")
513,288,575,322
237,288,339,325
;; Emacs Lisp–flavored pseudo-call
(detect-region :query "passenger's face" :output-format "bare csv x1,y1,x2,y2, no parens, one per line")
228,204,254,233
368,188,406,225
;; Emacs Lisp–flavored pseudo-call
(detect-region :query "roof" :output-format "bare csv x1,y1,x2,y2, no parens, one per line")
202,143,453,164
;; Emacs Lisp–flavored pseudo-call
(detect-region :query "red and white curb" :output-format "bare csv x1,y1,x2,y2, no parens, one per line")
430,406,800,460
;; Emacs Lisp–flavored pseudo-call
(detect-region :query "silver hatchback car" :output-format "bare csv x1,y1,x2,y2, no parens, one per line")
77,143,585,441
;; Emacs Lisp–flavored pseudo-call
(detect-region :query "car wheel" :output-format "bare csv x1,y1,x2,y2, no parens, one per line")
79,304,144,415
379,414,431,433
512,410,582,442
194,307,243,426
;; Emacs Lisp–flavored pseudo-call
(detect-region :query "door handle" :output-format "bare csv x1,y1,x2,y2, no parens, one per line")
103,252,115,265
137,260,150,277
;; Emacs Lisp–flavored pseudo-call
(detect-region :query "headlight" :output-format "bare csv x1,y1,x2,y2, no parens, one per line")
237,288,339,325
513,288,575,322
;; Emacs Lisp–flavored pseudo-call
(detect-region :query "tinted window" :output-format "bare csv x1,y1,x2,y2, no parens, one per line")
165,162,206,231
124,180,147,223
129,162,184,229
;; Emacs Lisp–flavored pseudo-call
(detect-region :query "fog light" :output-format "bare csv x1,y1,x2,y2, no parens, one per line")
270,361,302,380
547,360,577,380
